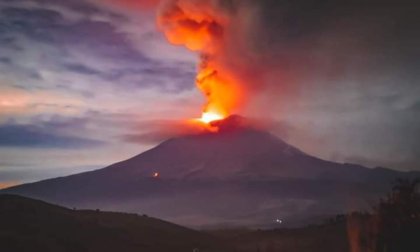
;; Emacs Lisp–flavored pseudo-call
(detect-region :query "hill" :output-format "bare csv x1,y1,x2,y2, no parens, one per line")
0,194,227,252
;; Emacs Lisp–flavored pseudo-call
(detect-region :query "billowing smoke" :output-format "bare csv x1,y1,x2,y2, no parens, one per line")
157,0,260,118
102,0,260,118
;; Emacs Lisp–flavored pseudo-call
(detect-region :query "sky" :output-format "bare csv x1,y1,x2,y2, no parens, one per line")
0,0,419,188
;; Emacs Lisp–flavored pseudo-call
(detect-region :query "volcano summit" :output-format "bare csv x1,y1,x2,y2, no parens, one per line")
2,116,419,228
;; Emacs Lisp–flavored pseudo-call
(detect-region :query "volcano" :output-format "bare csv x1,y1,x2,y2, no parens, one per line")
2,115,419,228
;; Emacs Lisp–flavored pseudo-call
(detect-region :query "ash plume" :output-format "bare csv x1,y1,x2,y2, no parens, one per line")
156,0,261,117
107,0,419,119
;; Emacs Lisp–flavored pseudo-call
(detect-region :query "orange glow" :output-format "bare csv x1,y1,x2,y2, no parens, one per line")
199,111,223,124
195,64,243,120
0,181,19,189
153,172,159,178
158,1,244,120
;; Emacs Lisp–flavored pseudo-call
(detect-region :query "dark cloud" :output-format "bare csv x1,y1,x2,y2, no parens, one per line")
0,120,104,148
62,62,102,76
239,0,420,85
0,57,11,64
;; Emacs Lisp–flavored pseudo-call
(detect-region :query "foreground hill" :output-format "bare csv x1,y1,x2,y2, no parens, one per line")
0,194,352,252
0,194,227,252
2,116,419,227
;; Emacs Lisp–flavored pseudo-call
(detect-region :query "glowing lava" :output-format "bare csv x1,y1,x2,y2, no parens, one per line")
199,111,224,124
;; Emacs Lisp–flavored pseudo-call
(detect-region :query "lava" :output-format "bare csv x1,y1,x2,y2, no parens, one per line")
191,111,223,131
199,111,223,124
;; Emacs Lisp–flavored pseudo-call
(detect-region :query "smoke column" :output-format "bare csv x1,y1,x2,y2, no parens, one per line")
157,0,255,118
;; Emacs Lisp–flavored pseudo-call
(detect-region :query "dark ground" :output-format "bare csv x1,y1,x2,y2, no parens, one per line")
208,223,349,252
1,189,418,252
0,194,351,252
0,194,227,252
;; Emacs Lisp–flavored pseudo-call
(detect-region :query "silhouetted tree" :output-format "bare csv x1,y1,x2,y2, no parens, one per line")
375,179,420,252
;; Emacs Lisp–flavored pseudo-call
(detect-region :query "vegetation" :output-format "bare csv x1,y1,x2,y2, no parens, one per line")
373,179,420,252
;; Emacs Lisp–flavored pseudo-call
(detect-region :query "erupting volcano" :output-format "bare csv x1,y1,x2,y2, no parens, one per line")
158,0,246,122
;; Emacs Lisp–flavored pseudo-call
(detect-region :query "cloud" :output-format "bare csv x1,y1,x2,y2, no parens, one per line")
0,2,196,96
0,122,104,148
62,62,103,76
93,0,160,10
0,57,11,64
0,85,85,119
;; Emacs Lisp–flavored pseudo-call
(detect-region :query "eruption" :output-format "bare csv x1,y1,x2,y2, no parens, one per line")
157,0,246,123
199,111,223,124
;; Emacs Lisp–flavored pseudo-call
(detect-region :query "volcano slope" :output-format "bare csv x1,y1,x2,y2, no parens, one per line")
2,116,419,228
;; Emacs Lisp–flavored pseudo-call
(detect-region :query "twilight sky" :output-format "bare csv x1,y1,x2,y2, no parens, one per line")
0,0,419,188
